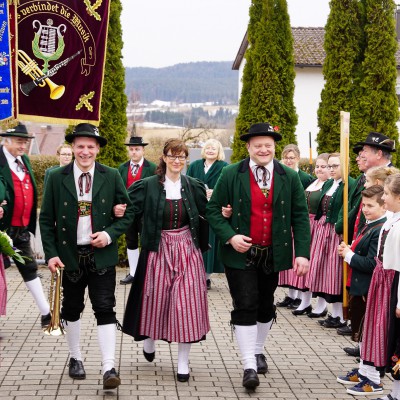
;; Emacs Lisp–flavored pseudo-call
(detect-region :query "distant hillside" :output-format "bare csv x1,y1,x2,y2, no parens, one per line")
125,61,238,104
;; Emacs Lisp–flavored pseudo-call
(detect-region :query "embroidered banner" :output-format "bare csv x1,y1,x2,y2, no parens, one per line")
14,0,110,125
0,1,13,123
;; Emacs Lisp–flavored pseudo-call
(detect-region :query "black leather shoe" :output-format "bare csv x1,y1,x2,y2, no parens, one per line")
323,316,347,328
177,373,190,382
242,368,259,389
143,349,155,362
41,313,51,328
307,308,328,318
120,274,134,285
276,296,294,307
103,368,121,389
292,305,312,316
318,314,333,326
255,354,268,374
287,298,302,309
337,325,352,336
344,346,360,357
68,358,86,379
206,279,211,290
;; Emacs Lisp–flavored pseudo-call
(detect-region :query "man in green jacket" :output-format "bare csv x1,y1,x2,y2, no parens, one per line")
117,136,156,284
207,122,310,390
39,124,134,390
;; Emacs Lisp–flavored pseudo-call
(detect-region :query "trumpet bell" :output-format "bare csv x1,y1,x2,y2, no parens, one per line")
43,324,65,336
49,82,65,100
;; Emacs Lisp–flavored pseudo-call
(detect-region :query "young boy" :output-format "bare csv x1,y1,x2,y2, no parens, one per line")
336,185,387,396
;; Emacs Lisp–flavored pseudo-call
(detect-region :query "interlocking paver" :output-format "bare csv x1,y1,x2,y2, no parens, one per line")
0,266,393,399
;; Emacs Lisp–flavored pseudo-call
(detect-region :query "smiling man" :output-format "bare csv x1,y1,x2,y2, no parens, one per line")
206,122,310,390
39,123,134,390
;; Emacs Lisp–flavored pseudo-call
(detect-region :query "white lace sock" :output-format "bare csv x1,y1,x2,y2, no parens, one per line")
65,320,82,361
234,324,257,371
313,297,327,314
177,343,191,375
97,324,116,375
25,277,50,315
127,249,139,277
288,288,298,300
366,366,380,385
255,320,273,354
143,338,156,353
297,291,312,310
331,302,344,322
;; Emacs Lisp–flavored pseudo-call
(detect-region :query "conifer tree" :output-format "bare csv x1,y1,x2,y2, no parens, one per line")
97,0,128,167
232,0,297,162
316,0,362,155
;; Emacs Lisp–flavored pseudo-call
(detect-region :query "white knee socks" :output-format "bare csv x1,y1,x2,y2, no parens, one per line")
234,324,257,371
288,288,298,300
331,302,344,322
127,248,139,277
313,296,327,314
143,337,156,354
298,291,312,310
255,321,272,354
25,277,50,316
177,343,191,375
66,319,82,361
97,324,116,375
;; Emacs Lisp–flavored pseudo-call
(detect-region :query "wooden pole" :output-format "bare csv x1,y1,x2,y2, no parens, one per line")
309,132,313,174
340,111,350,320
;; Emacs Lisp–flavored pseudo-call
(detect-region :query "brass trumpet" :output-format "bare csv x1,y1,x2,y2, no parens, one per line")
43,267,65,336
17,50,65,100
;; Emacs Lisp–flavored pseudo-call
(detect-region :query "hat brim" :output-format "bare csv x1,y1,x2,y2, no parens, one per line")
124,143,148,146
356,141,396,152
65,132,107,147
0,132,34,139
240,131,282,142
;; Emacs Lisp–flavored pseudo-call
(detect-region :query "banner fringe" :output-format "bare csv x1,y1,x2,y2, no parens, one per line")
17,114,100,127
0,117,19,131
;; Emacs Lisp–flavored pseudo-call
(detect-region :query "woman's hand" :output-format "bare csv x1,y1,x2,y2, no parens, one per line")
222,204,232,218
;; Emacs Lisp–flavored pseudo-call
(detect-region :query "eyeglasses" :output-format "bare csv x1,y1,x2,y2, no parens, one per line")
166,155,186,162
59,153,72,157
315,165,327,169
283,157,297,161
327,164,340,170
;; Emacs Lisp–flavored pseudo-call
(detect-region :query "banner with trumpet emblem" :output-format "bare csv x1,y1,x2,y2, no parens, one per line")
14,0,111,125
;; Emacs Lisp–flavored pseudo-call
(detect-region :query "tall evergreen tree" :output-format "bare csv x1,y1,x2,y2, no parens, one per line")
232,0,297,162
316,0,362,155
97,0,128,167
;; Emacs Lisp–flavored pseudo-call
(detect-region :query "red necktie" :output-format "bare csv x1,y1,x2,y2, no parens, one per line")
78,173,92,196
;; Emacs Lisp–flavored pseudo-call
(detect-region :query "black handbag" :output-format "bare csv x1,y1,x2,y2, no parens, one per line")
184,176,211,253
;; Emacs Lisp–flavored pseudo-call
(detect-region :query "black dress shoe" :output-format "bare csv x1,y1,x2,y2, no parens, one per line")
206,279,211,290
41,313,52,328
177,373,190,382
287,298,302,309
242,368,259,389
318,314,333,325
120,274,134,285
292,305,312,316
307,308,328,318
323,316,347,328
255,354,268,374
344,346,360,357
276,296,294,307
68,358,86,379
103,368,121,389
337,325,352,336
143,349,155,362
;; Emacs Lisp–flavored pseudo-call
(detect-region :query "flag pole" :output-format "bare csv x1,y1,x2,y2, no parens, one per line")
309,132,313,174
340,111,350,320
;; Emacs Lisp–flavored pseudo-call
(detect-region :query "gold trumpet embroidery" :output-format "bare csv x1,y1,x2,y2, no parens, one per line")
76,91,95,112
84,0,103,21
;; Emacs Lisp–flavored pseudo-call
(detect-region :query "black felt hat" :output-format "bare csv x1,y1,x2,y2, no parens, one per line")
240,122,282,142
0,123,34,139
65,123,107,147
357,132,395,152
352,143,363,154
124,136,148,146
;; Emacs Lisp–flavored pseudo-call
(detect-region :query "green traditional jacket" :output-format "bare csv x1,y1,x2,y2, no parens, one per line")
0,146,37,234
118,158,157,188
186,159,228,189
206,158,311,271
128,174,208,252
39,162,134,272
298,169,315,189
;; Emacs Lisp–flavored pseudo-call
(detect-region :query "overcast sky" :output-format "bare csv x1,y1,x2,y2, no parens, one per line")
120,0,331,68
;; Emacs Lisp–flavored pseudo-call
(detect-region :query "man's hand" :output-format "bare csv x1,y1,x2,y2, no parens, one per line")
90,232,109,248
0,200,7,220
337,241,350,258
113,203,127,218
48,256,65,274
293,256,309,276
228,234,252,253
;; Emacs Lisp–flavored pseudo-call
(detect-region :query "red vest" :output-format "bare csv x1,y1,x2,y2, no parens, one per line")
126,164,143,188
11,171,34,227
249,170,274,246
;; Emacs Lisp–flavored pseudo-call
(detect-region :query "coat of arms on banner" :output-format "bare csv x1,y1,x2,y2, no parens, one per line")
14,0,110,125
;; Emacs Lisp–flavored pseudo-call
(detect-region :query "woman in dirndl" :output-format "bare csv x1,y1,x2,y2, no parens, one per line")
307,153,355,328
186,138,228,290
0,178,8,317
122,138,210,383
277,144,314,310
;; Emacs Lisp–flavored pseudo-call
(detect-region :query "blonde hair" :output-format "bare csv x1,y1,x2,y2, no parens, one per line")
385,173,400,196
367,166,400,186
282,144,300,159
56,143,72,155
201,139,225,161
